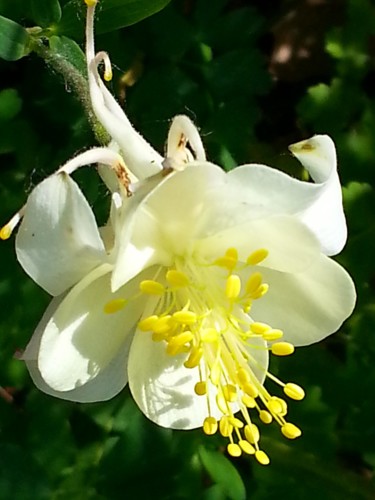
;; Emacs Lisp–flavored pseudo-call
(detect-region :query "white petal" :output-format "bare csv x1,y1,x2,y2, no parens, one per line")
165,115,206,170
16,173,106,296
35,264,144,395
196,214,320,273
250,255,356,346
128,327,217,430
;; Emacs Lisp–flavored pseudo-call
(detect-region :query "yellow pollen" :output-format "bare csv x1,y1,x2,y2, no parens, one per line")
243,382,259,399
103,298,126,314
0,224,12,240
271,342,295,356
222,384,237,403
281,423,302,439
229,417,244,429
251,283,269,299
173,310,197,325
239,440,256,455
194,381,207,396
244,423,260,444
227,443,242,458
214,247,238,271
200,328,219,343
283,382,305,400
219,416,233,437
138,315,159,331
259,410,273,424
241,394,256,408
245,272,263,295
166,269,190,288
267,397,287,416
249,322,271,335
262,329,283,341
153,316,173,334
203,417,218,435
184,347,203,368
139,280,165,295
255,450,270,466
246,248,269,266
225,274,241,300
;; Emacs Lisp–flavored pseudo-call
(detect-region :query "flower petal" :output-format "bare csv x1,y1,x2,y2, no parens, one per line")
250,255,356,346
16,173,106,296
196,214,321,273
34,264,144,395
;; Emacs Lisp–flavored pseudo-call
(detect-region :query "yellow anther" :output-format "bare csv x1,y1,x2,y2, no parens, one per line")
166,331,194,355
251,283,269,299
214,248,238,271
255,450,270,465
241,394,256,408
194,381,207,396
225,274,241,300
210,362,221,385
138,315,159,331
246,248,269,266
0,224,12,240
249,322,271,335
227,443,242,458
104,69,113,82
203,416,218,435
184,347,203,368
271,342,295,356
222,384,237,403
243,383,259,399
139,280,165,295
237,367,250,385
243,299,252,313
200,328,219,343
281,423,302,440
267,397,287,416
244,423,260,444
219,416,233,437
152,332,169,342
84,0,97,5
103,298,126,314
166,269,190,288
283,382,305,401
229,417,244,429
262,329,283,341
259,410,273,424
153,315,173,334
239,440,255,455
245,272,263,295
173,310,197,325
216,393,229,414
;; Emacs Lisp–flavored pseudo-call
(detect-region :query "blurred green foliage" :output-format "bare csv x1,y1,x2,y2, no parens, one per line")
1,0,375,498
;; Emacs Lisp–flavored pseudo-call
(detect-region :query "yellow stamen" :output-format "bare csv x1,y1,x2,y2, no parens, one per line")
84,0,97,5
214,247,238,271
103,298,126,314
259,410,273,424
255,450,270,465
262,329,283,341
241,394,256,408
271,342,295,356
222,384,237,403
225,274,241,300
203,417,218,435
173,310,197,325
194,381,207,396
216,393,229,414
184,347,203,368
251,283,269,299
244,423,260,444
200,328,219,343
0,224,12,240
219,416,233,437
166,269,190,287
267,397,287,416
249,322,271,335
283,382,305,400
227,443,242,457
281,423,302,439
166,331,194,355
243,383,259,398
138,315,159,331
245,272,263,295
239,440,256,455
139,280,165,295
229,417,244,429
153,316,173,334
246,248,269,266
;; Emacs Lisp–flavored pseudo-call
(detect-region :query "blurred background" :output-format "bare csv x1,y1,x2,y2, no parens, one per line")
1,0,375,498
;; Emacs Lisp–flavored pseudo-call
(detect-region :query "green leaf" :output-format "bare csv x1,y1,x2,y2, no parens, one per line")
30,0,62,27
199,446,246,500
58,0,172,38
0,15,30,61
49,35,86,74
0,89,22,122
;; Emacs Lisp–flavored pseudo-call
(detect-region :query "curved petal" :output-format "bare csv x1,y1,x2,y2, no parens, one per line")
128,327,220,430
250,255,356,346
16,173,106,296
35,264,145,394
226,135,346,256
196,214,320,273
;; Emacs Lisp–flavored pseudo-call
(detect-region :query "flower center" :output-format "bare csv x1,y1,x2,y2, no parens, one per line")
105,247,305,465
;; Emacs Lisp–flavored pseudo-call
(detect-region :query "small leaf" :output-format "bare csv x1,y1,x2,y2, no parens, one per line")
58,0,172,38
199,446,246,500
49,35,86,74
0,15,30,61
30,0,62,27
0,89,22,122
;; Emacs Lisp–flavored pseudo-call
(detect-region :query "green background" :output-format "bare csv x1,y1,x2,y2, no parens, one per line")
1,0,375,498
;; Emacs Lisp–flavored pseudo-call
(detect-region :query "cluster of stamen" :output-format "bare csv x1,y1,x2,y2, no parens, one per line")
104,247,305,465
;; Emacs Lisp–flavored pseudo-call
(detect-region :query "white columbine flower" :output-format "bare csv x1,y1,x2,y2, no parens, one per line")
1,0,356,465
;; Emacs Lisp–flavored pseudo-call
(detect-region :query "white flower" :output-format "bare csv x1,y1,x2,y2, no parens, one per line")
21,133,355,465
